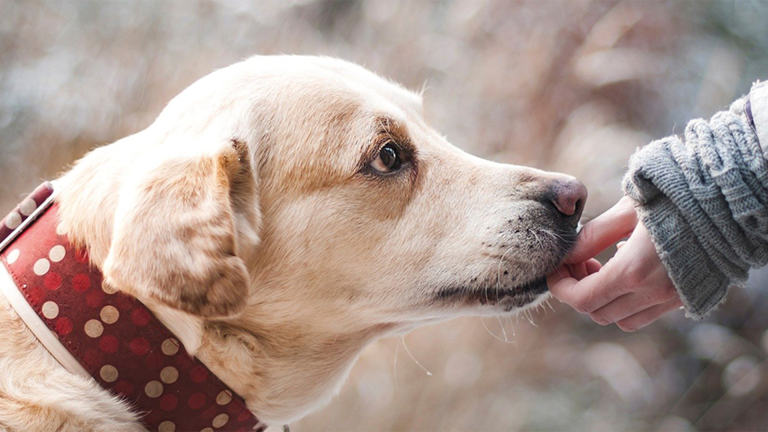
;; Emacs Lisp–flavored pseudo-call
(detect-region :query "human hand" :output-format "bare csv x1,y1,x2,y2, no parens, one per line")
547,197,683,331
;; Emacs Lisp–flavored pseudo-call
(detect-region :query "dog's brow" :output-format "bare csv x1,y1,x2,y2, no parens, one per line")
354,116,416,176
376,117,398,144
373,116,414,153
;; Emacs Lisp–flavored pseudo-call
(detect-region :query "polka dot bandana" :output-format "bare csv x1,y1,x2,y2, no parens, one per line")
0,184,264,432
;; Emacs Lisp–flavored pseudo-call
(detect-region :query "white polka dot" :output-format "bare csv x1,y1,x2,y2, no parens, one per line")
33,258,50,276
160,366,178,384
200,428,214,432
41,301,59,319
212,413,229,428
161,338,180,356
19,198,36,216
6,249,20,265
100,305,119,324
84,319,104,338
100,365,118,382
158,421,176,432
216,390,232,405
5,212,21,230
48,245,66,263
145,380,163,398
102,281,118,295
55,223,68,236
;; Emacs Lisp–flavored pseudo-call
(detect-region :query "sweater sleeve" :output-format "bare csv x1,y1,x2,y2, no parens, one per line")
622,89,768,320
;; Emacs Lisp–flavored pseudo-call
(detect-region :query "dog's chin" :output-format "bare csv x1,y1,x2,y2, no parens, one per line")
433,230,576,314
435,276,549,313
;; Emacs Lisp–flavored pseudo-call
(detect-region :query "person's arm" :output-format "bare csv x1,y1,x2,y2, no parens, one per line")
623,84,768,319
549,81,768,328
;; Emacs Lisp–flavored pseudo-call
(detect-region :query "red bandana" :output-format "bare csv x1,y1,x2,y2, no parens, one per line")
0,183,264,432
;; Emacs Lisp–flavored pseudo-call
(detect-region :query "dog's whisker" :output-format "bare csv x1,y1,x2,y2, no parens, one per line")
546,298,556,312
393,338,400,390
528,228,544,252
495,315,509,342
505,315,517,338
523,308,538,327
400,336,432,376
480,317,515,344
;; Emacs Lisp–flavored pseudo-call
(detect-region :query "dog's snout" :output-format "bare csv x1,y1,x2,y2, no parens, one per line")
551,178,587,221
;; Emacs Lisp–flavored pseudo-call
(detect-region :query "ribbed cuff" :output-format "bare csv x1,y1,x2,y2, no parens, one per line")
623,168,730,320
621,100,768,319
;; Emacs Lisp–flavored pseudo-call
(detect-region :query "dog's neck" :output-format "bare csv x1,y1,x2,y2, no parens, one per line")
196,308,394,424
143,280,398,425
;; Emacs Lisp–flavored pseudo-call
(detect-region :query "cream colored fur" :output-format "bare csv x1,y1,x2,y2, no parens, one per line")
0,55,581,430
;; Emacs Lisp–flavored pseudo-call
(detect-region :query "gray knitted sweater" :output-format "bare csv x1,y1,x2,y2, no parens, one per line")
622,82,768,320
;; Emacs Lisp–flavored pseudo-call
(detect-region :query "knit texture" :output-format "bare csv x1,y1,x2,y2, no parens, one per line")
622,98,768,320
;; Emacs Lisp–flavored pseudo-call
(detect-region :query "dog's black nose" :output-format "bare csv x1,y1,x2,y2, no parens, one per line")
551,179,587,222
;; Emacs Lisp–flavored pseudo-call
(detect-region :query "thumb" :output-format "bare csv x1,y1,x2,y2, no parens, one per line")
565,196,638,264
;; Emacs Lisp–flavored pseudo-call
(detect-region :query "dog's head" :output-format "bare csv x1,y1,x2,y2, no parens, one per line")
60,55,585,421
92,55,584,325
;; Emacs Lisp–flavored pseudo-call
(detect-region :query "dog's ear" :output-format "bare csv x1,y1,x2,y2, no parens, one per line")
103,139,260,318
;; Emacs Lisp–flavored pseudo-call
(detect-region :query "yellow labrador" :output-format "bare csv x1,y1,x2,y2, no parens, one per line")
0,55,586,430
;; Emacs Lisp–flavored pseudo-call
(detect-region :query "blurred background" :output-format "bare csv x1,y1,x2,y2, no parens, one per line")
3,0,768,430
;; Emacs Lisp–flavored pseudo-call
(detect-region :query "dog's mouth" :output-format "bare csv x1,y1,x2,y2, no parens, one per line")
432,224,576,311
435,276,549,310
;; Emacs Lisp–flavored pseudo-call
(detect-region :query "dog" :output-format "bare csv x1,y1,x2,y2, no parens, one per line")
0,55,586,431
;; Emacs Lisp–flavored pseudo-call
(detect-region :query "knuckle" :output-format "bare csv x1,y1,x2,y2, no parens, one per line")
617,320,638,332
573,298,594,314
590,312,611,326
613,280,634,297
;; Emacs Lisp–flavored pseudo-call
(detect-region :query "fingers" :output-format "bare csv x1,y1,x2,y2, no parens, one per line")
549,266,624,314
566,197,638,264
545,259,602,289
552,207,681,333
584,258,602,274
615,296,684,332
569,259,602,280
587,282,679,325
568,262,589,280
546,265,572,289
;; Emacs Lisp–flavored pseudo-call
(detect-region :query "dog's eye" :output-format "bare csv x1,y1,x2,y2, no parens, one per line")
370,142,403,174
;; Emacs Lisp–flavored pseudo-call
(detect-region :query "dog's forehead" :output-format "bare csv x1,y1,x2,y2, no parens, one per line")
156,56,424,149
245,56,430,175
229,56,422,125
157,56,434,194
